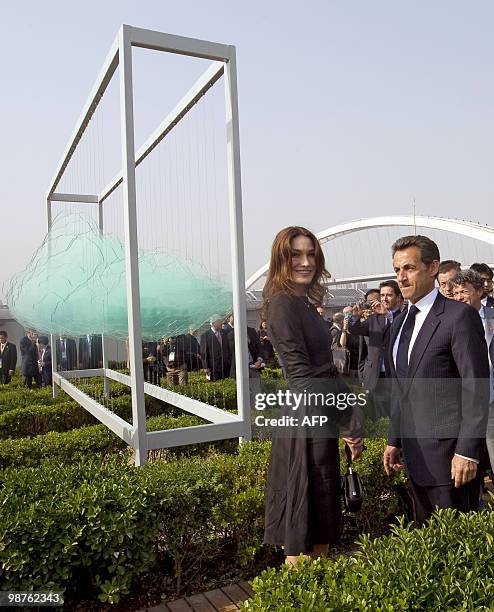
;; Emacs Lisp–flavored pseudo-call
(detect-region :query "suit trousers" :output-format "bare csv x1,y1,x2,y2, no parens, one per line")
407,472,482,524
0,371,11,384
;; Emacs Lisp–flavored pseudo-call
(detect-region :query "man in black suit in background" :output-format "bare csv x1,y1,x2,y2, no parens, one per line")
56,336,77,371
200,316,231,381
384,235,490,523
78,334,103,369
224,314,263,379
0,330,17,384
37,336,52,387
470,263,494,309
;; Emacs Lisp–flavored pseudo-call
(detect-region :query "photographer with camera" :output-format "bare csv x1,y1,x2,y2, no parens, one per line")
349,280,404,417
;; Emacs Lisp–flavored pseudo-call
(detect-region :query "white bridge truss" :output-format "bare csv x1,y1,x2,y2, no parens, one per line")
245,215,494,290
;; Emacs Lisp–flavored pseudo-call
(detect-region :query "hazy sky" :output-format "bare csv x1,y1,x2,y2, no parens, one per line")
2,1,493,299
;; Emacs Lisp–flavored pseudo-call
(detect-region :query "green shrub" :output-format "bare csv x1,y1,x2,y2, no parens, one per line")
243,509,494,611
261,367,283,379
0,455,159,604
0,402,97,439
0,442,272,603
0,387,64,414
0,414,204,469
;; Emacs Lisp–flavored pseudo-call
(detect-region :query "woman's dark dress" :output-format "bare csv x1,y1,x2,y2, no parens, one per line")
263,293,343,555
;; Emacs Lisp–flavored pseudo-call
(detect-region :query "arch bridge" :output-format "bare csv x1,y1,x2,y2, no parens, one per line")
245,215,494,290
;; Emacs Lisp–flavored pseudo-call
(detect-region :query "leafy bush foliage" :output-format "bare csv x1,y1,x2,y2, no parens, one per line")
0,414,204,468
0,456,159,604
0,442,271,603
242,509,494,611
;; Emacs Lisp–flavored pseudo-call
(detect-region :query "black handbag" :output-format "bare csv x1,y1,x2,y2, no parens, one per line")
341,443,364,513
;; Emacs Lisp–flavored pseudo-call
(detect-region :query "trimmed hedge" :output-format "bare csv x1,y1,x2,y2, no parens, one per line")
0,443,271,603
0,414,205,469
0,456,159,604
0,402,97,439
242,509,494,611
0,438,408,605
0,387,63,415
0,393,180,440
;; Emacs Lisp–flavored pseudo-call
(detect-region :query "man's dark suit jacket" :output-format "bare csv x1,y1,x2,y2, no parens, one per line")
40,346,52,386
78,335,103,369
388,292,490,486
0,341,17,383
56,338,77,371
349,314,393,390
20,336,38,376
226,326,262,378
485,295,494,309
200,328,231,380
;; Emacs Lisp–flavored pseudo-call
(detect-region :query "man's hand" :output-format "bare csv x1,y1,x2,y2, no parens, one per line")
451,455,477,488
342,437,364,461
383,445,404,475
371,299,389,316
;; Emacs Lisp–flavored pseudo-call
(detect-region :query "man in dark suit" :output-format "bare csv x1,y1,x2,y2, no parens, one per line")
354,288,380,381
470,263,494,309
384,235,490,523
56,336,77,371
78,334,103,369
349,280,403,417
224,314,263,379
200,316,231,381
184,330,201,372
37,336,52,387
142,341,158,384
0,330,17,384
20,330,39,387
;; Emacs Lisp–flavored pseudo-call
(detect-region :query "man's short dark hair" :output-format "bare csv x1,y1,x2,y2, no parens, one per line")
392,235,440,265
470,263,493,280
364,288,380,300
379,280,402,298
0,330,7,338
450,269,484,291
438,260,461,275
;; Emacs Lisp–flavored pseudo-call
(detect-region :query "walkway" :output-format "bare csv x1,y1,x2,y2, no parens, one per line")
139,581,253,612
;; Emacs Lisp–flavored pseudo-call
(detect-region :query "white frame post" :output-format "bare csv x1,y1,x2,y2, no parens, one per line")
47,197,59,398
98,202,110,398
224,48,251,442
119,25,147,466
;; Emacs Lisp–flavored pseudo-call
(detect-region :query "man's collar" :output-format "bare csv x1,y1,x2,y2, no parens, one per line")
412,287,438,309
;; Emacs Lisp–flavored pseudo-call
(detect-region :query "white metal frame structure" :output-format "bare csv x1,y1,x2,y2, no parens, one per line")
245,215,494,290
46,25,251,466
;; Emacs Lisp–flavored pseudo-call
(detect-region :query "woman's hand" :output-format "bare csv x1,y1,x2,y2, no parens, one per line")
342,437,365,460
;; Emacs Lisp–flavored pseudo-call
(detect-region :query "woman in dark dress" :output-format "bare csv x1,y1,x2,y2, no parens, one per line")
262,226,364,565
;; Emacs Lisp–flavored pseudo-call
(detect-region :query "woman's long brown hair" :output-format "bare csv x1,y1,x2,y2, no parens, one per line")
262,226,330,310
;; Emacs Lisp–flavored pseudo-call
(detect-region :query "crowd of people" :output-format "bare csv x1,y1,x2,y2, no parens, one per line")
140,315,277,386
0,316,279,391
